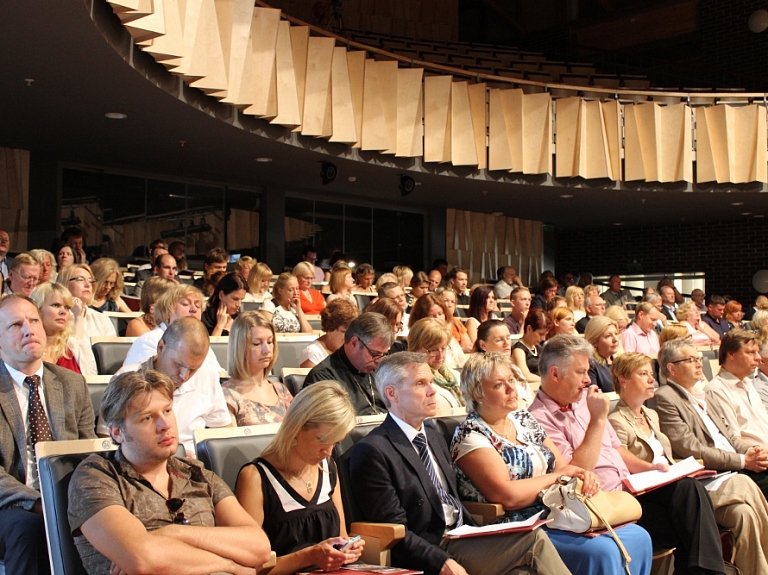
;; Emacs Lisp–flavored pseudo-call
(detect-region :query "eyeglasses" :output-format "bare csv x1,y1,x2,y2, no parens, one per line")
69,276,96,285
102,281,116,288
671,357,704,366
359,338,388,360
424,347,448,357
14,273,39,285
166,498,190,525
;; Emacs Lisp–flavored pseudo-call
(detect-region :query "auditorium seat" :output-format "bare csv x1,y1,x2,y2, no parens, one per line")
273,335,318,375
91,337,137,375
209,336,229,370
281,367,311,395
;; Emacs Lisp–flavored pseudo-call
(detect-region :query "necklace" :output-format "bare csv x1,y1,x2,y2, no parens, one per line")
489,416,514,441
354,374,381,414
522,341,539,356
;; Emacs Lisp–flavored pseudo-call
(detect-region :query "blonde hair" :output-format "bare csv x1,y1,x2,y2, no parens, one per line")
460,351,516,412
29,282,74,362
375,273,397,290
658,324,689,346
234,256,256,275
584,284,599,298
271,272,295,300
29,249,56,279
257,381,355,470
407,318,451,352
292,261,315,278
611,352,653,392
153,284,204,325
329,265,352,294
247,263,273,296
139,276,176,315
565,285,585,312
392,265,413,288
675,302,697,322
584,315,619,365
604,305,630,325
90,258,124,302
228,311,278,381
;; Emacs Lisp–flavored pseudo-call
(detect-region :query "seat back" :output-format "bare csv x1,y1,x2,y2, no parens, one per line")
428,414,466,448
281,368,311,395
353,293,374,312
88,383,108,422
272,335,317,375
209,338,229,370
241,301,262,312
91,338,137,375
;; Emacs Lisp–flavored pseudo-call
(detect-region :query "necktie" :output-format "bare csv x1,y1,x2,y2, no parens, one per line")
412,433,463,527
26,375,53,451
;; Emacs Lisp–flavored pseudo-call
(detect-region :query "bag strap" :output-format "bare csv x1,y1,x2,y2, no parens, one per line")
582,495,632,575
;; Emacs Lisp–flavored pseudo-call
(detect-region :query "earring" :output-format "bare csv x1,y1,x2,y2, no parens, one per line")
291,438,298,447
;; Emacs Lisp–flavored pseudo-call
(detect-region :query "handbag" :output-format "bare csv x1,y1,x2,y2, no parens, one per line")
540,475,642,575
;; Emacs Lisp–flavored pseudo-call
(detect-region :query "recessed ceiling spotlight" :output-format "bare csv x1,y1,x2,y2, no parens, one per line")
24,78,34,86
754,214,765,218
741,212,753,216
348,176,357,182
613,222,623,226
105,112,127,119
560,194,573,198
492,211,504,217
255,157,272,163
731,201,744,206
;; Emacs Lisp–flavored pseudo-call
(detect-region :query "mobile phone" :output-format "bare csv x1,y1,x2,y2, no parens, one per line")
334,535,361,551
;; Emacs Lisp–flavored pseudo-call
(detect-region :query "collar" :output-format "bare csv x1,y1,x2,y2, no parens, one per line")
389,411,424,441
4,362,45,389
113,448,192,483
139,357,197,394
668,379,707,407
536,387,581,413
629,322,650,336
337,345,367,377
718,368,750,389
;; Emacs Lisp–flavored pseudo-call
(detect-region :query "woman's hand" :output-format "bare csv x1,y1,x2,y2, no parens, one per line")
580,470,601,497
340,537,364,565
652,462,670,472
216,300,229,327
306,539,350,572
289,293,302,313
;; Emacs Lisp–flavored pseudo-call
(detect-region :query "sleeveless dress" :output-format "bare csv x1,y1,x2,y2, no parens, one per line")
512,341,542,375
451,411,652,575
249,457,340,557
221,381,293,426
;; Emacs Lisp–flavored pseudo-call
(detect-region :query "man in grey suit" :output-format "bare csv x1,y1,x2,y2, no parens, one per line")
0,294,96,574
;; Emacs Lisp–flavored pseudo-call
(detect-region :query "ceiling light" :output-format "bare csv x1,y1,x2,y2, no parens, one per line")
754,215,765,218
255,157,272,163
105,112,127,119
492,212,503,217
348,176,357,182
560,194,573,198
741,212,752,216
613,222,623,226
731,201,744,206
24,78,34,86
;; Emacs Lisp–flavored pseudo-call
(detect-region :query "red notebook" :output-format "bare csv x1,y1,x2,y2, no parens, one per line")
621,457,717,495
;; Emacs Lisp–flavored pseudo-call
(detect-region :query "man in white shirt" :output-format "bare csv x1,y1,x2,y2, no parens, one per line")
753,339,768,412
493,266,522,301
106,317,232,454
0,230,11,279
705,330,768,449
601,275,635,308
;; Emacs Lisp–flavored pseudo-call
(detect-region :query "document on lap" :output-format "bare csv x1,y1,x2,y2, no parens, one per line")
299,566,423,574
621,457,717,495
443,510,551,539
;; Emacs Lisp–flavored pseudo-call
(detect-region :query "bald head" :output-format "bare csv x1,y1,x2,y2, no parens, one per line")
160,316,210,357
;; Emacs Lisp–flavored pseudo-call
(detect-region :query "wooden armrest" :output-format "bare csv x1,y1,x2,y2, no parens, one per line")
258,551,277,574
462,501,504,525
350,522,405,549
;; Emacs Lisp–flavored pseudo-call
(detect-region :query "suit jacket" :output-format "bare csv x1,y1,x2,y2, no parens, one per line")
0,361,95,509
661,305,676,321
349,415,476,575
654,381,751,470
608,400,676,464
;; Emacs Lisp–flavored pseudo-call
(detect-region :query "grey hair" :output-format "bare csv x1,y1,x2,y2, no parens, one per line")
539,334,593,384
345,312,396,347
643,293,661,305
460,352,516,412
374,351,428,408
658,338,695,379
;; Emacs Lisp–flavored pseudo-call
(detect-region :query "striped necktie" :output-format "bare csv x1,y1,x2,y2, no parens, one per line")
412,432,463,527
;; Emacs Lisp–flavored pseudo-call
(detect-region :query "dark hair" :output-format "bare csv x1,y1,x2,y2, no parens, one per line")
302,245,317,257
431,259,448,270
356,263,374,276
446,267,466,282
472,319,508,352
204,247,229,266
468,285,494,321
719,329,758,365
366,298,402,328
153,253,175,269
377,282,400,299
149,239,167,251
408,293,450,327
524,308,551,332
208,272,246,309
321,299,360,332
329,251,346,268
410,271,429,288
538,276,559,294
60,227,84,243
707,294,726,307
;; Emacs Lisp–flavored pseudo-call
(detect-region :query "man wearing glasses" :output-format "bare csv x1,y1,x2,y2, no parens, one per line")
655,338,768,498
68,369,270,575
304,313,394,415
5,253,40,296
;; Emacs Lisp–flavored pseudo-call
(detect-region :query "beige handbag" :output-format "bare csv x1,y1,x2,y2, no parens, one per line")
540,476,642,575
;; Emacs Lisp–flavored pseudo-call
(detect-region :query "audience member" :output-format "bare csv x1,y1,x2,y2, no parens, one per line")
235,381,363,574
90,257,131,312
302,245,325,282
57,263,117,338
676,302,719,345
56,244,75,270
261,272,313,334
61,227,87,264
503,286,531,336
583,283,599,300
493,265,522,300
354,263,375,293
350,352,570,575
168,240,187,271
375,272,398,291
745,295,768,322
453,351,652,575
658,324,690,346
446,267,470,305
223,311,293,426
701,295,729,341
202,272,246,336
0,294,95,575
131,240,168,283
601,275,635,308
365,298,404,344
585,316,620,392
6,253,40,296
30,282,97,375
70,369,269,574
529,335,727,575
123,284,222,373
322,252,347,282
724,300,748,330
110,317,232,454
754,309,768,336
511,308,549,384
530,277,558,310
655,339,768,497
691,288,707,313
609,351,768,575
657,278,684,305
28,249,56,283
643,292,667,330
754,338,768,412
604,304,630,335
435,287,473,354
557,270,575,296
407,318,464,412
245,262,273,303
0,229,10,277
393,265,413,291
125,276,175,337
407,271,430,309
407,293,465,368
202,271,226,298
564,285,586,322
234,256,255,284
432,258,449,282
300,299,359,369
621,302,660,357
293,261,326,314
465,285,496,345
659,285,678,320
548,306,575,336
427,269,442,292
193,247,230,289
575,294,605,334
705,330,768,449
326,265,357,307
304,313,393,415
378,281,409,336
545,295,567,312
133,253,178,298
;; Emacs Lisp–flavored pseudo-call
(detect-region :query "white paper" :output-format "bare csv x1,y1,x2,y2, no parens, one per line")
623,456,704,493
701,471,736,492
445,510,546,537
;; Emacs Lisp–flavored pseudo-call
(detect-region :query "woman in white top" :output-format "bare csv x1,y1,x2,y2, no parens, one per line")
565,285,586,322
244,262,273,303
299,299,359,368
57,263,116,339
325,266,357,307
676,302,719,346
29,282,97,375
261,273,313,334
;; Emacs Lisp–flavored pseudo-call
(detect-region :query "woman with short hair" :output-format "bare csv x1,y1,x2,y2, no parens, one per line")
56,245,75,271
408,293,465,368
473,320,534,409
676,302,719,345
236,382,364,575
29,248,56,283
235,256,256,283
244,262,273,303
125,276,176,337
548,307,575,337
408,318,464,412
293,261,326,315
584,316,620,392
90,257,131,313
436,287,473,354
299,299,359,368
724,300,748,331
325,266,357,307
57,263,117,338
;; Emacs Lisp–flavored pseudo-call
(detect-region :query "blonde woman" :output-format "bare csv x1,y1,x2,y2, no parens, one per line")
392,265,413,290
57,263,117,338
676,302,719,345
326,266,357,307
245,262,273,303
260,272,313,333
565,285,586,322
407,318,464,413
90,258,131,313
29,248,57,283
584,315,620,392
125,276,176,337
222,311,292,426
30,282,97,375
235,382,363,575
604,305,630,336
293,261,326,314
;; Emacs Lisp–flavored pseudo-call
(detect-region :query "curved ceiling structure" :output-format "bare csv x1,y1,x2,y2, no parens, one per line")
1,0,768,229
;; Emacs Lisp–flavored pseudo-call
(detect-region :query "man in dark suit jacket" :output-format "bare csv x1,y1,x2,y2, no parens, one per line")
350,352,568,575
0,295,96,574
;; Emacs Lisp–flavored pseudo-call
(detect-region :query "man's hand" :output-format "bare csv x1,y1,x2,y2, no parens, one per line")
585,386,609,420
32,499,43,515
440,558,469,575
744,447,768,472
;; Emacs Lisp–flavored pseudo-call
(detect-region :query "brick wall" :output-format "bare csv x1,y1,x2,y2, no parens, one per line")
555,219,768,304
